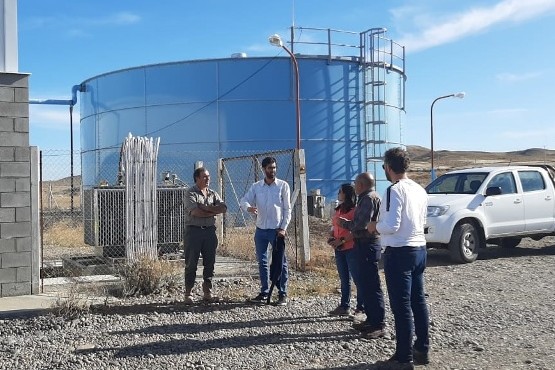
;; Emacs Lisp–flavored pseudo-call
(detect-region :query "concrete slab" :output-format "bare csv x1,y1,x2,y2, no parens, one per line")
0,292,58,318
0,255,258,318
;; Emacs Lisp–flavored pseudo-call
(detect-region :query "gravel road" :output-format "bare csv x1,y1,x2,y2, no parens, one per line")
1,238,555,370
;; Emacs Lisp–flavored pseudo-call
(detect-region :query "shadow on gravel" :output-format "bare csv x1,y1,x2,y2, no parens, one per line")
476,244,555,261
304,363,394,370
111,314,351,336
91,300,253,316
424,243,555,268
76,323,362,359
424,249,455,268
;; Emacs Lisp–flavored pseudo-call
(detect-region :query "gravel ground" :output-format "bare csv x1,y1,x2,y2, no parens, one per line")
1,238,555,370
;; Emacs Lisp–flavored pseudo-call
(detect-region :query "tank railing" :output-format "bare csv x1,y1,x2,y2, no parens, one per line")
289,26,362,62
361,28,405,74
359,28,407,176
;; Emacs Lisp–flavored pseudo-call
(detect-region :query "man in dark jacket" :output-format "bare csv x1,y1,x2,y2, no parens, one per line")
340,172,386,339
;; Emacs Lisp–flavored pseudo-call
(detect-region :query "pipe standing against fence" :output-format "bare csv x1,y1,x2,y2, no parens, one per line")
30,84,85,214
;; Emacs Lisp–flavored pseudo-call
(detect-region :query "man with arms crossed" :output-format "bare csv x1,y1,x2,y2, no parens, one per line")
184,167,227,304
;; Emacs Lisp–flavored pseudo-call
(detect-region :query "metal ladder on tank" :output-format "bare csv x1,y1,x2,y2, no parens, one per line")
360,28,406,173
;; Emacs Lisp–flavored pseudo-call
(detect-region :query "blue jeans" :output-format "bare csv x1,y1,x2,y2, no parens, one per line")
383,246,430,363
254,228,288,296
354,239,385,329
335,248,363,309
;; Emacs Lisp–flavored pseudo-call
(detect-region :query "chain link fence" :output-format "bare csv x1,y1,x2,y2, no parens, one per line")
39,148,304,283
219,149,302,267
40,150,91,280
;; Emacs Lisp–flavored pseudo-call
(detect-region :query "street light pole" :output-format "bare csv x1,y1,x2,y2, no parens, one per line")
430,92,465,180
269,34,301,149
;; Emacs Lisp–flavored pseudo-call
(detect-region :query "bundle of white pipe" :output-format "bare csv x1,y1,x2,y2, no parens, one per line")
122,133,160,261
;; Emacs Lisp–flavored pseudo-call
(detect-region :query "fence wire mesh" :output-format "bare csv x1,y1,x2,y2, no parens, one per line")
39,148,303,282
219,149,302,268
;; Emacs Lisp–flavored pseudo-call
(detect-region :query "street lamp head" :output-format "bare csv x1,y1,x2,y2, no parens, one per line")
268,34,284,48
453,92,465,99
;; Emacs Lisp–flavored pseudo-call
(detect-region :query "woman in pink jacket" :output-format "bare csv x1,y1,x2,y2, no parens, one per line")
328,183,363,316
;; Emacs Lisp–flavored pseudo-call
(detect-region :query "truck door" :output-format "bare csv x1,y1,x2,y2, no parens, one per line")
518,170,555,232
482,171,525,236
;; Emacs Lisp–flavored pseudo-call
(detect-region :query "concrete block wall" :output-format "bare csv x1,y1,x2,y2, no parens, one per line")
0,72,40,297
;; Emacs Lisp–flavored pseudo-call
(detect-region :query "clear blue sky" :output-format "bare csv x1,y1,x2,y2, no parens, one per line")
18,0,555,152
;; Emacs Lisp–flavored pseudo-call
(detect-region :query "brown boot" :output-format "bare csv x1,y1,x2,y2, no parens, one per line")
184,286,194,304
202,281,219,302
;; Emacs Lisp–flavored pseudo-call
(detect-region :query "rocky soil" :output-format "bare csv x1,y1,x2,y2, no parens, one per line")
2,238,555,370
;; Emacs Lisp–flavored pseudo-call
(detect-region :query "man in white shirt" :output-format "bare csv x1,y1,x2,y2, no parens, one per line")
367,147,430,369
240,157,292,306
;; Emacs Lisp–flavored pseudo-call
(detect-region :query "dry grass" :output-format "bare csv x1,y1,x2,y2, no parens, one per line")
294,230,343,297
40,181,351,300
117,257,182,297
51,284,92,319
42,188,81,210
220,218,340,298
43,219,88,249
219,228,258,261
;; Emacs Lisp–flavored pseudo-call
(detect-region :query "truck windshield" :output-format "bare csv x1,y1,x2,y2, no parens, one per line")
426,172,489,194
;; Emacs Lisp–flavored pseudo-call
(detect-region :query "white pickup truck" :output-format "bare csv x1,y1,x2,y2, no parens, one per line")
424,164,555,263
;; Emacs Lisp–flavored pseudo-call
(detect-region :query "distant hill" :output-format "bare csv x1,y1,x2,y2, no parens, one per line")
43,175,82,187
406,145,555,186
407,145,555,167
43,147,555,187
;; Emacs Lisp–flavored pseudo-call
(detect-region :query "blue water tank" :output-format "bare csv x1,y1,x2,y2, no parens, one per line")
79,29,405,199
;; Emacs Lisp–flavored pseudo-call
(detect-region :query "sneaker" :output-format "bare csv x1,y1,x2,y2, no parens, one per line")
276,295,288,306
184,294,195,305
388,361,414,370
351,308,366,322
203,293,220,303
352,320,374,332
389,350,427,367
249,293,268,303
329,306,351,316
385,354,414,369
361,327,385,339
412,349,430,365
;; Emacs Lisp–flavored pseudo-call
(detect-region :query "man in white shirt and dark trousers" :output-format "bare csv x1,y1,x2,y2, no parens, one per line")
367,147,430,369
240,157,292,306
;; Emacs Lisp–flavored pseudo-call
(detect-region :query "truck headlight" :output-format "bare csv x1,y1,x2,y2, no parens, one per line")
427,205,450,217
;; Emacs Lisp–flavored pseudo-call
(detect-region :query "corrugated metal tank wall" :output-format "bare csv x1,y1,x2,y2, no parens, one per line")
80,55,403,199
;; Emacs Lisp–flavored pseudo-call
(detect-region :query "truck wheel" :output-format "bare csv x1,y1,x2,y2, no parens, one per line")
500,237,521,248
448,223,480,263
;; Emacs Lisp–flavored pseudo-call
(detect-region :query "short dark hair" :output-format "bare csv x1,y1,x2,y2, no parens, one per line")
384,147,410,174
261,156,277,168
193,167,208,182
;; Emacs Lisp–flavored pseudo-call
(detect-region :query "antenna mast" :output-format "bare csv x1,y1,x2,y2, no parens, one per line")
292,0,295,27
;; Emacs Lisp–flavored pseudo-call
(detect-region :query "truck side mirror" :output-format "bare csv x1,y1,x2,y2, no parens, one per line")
485,186,502,196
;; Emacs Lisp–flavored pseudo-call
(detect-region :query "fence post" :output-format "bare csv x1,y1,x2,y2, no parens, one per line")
294,149,310,269
217,158,224,244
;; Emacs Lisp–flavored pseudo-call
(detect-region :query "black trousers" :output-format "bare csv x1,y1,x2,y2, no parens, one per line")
354,239,386,329
184,226,218,289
